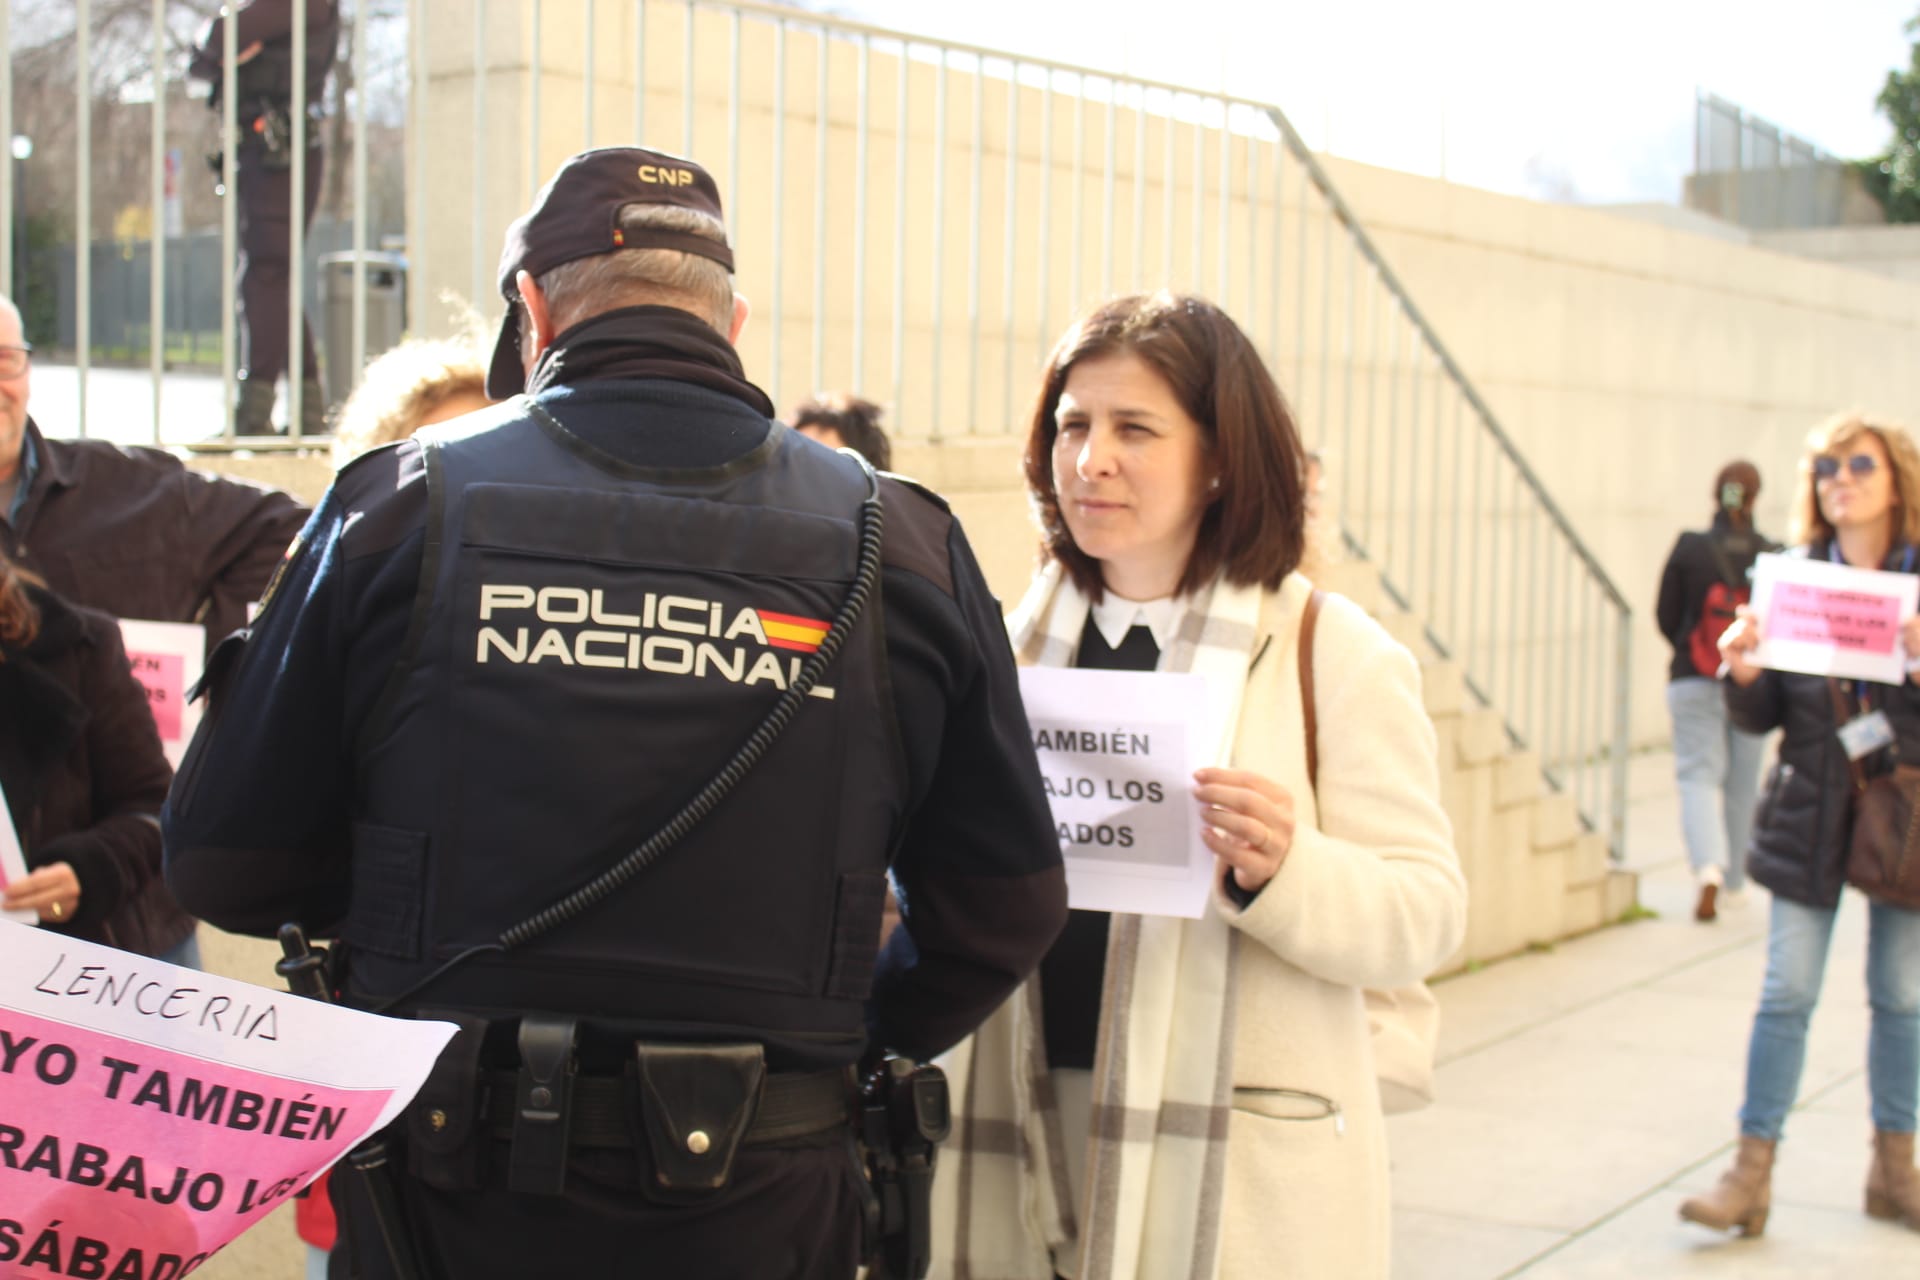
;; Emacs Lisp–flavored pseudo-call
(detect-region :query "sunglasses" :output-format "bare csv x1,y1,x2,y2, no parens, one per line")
0,343,29,379
1813,453,1879,481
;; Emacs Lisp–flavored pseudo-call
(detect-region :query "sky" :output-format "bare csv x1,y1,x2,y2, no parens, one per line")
844,0,1917,205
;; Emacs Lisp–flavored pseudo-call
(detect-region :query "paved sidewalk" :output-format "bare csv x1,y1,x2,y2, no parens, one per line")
1389,750,1918,1278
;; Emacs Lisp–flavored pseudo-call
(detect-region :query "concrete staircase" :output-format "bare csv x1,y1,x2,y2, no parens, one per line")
1316,557,1638,975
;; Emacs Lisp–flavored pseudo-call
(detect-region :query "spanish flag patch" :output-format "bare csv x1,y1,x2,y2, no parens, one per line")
757,609,830,653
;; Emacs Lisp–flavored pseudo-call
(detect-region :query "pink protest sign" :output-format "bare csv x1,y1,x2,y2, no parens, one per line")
1769,582,1903,655
0,1006,388,1273
0,927,454,1275
1751,552,1920,685
116,621,204,769
125,650,185,741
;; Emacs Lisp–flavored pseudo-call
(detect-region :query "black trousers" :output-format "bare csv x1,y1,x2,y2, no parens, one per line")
235,139,324,386
329,1130,870,1280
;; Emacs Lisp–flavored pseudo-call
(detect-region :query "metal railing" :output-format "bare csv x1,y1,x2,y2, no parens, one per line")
1688,89,1863,231
1268,106,1634,856
2,0,399,448
4,0,1632,855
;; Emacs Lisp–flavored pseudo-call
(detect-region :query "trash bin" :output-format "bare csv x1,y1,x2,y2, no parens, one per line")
319,250,407,409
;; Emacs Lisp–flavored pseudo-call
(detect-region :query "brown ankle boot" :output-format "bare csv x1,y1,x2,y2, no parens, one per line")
1680,1135,1774,1236
1867,1130,1920,1229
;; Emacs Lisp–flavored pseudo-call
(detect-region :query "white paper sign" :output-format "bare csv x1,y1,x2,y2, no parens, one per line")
1750,553,1920,685
0,925,456,1271
118,619,207,768
0,784,36,926
1018,667,1212,918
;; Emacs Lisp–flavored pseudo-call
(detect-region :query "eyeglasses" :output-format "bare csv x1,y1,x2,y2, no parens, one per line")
0,343,29,379
1813,453,1879,481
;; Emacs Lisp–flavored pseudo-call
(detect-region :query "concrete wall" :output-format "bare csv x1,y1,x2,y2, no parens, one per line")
1755,224,1920,285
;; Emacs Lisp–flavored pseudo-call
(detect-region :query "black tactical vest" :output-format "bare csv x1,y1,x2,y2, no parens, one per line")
344,408,900,1070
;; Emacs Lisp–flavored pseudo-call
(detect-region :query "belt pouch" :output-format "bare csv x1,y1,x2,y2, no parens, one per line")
633,1042,766,1192
404,1010,491,1192
509,1015,578,1196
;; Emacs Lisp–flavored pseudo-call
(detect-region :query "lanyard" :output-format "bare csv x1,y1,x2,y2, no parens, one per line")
1828,540,1916,706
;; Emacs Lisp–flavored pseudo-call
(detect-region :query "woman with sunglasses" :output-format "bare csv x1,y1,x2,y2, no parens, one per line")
1683,414,1920,1237
931,294,1466,1279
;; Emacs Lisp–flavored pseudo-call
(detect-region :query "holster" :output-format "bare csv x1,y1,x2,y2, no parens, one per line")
633,1042,767,1194
250,105,295,169
403,1010,491,1192
509,1015,579,1196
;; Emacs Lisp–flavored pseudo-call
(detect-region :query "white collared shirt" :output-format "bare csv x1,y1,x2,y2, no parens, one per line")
1089,593,1179,653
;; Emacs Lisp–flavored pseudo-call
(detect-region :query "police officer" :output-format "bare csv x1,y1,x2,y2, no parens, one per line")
189,0,340,436
162,147,1068,1278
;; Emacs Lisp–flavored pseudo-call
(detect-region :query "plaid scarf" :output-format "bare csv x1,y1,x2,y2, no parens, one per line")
932,561,1265,1280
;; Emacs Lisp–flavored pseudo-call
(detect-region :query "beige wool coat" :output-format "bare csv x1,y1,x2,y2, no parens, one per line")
1210,575,1467,1278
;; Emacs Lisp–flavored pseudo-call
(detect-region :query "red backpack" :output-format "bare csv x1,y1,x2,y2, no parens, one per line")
1688,538,1747,676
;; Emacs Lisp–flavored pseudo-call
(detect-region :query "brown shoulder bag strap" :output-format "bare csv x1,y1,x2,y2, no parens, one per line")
1828,676,1869,794
1298,588,1326,796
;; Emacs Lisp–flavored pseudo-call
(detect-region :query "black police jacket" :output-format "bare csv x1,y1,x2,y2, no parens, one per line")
357,409,900,1063
163,375,1067,1071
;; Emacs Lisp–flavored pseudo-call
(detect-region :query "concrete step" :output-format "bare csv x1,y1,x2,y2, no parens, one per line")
1380,609,1428,655
1494,750,1541,810
1560,879,1606,935
1531,792,1580,852
1602,868,1639,921
1521,844,1568,946
1421,659,1466,718
1467,805,1530,962
1566,831,1610,888
1315,559,1386,616
1454,707,1508,768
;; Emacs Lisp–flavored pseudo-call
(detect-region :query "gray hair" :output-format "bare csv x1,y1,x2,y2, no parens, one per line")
532,203,734,336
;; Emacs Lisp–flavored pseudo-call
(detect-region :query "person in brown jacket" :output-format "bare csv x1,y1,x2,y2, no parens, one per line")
0,293,309,662
0,548,190,962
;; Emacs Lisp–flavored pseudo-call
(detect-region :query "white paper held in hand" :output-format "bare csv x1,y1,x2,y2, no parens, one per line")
1749,553,1920,686
1017,666,1213,918
0,782,40,926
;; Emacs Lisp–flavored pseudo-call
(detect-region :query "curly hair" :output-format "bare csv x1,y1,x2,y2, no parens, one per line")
331,333,491,466
1790,413,1920,548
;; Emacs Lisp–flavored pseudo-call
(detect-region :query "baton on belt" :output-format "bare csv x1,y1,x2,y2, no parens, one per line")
278,925,432,1280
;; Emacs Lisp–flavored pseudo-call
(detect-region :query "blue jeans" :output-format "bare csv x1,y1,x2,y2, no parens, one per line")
156,930,202,970
1667,677,1766,889
1739,895,1920,1139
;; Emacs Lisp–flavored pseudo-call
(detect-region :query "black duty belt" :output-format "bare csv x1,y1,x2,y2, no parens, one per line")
484,1066,850,1149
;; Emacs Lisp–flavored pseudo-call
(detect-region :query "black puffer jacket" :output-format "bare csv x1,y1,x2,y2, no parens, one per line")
1726,540,1920,909
0,585,191,954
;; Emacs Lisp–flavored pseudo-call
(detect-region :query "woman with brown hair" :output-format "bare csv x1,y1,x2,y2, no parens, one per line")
0,547,187,959
1684,414,1920,1236
931,293,1466,1279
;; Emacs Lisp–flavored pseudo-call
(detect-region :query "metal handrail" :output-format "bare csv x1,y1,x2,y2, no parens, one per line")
1262,107,1628,615
1258,105,1633,856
